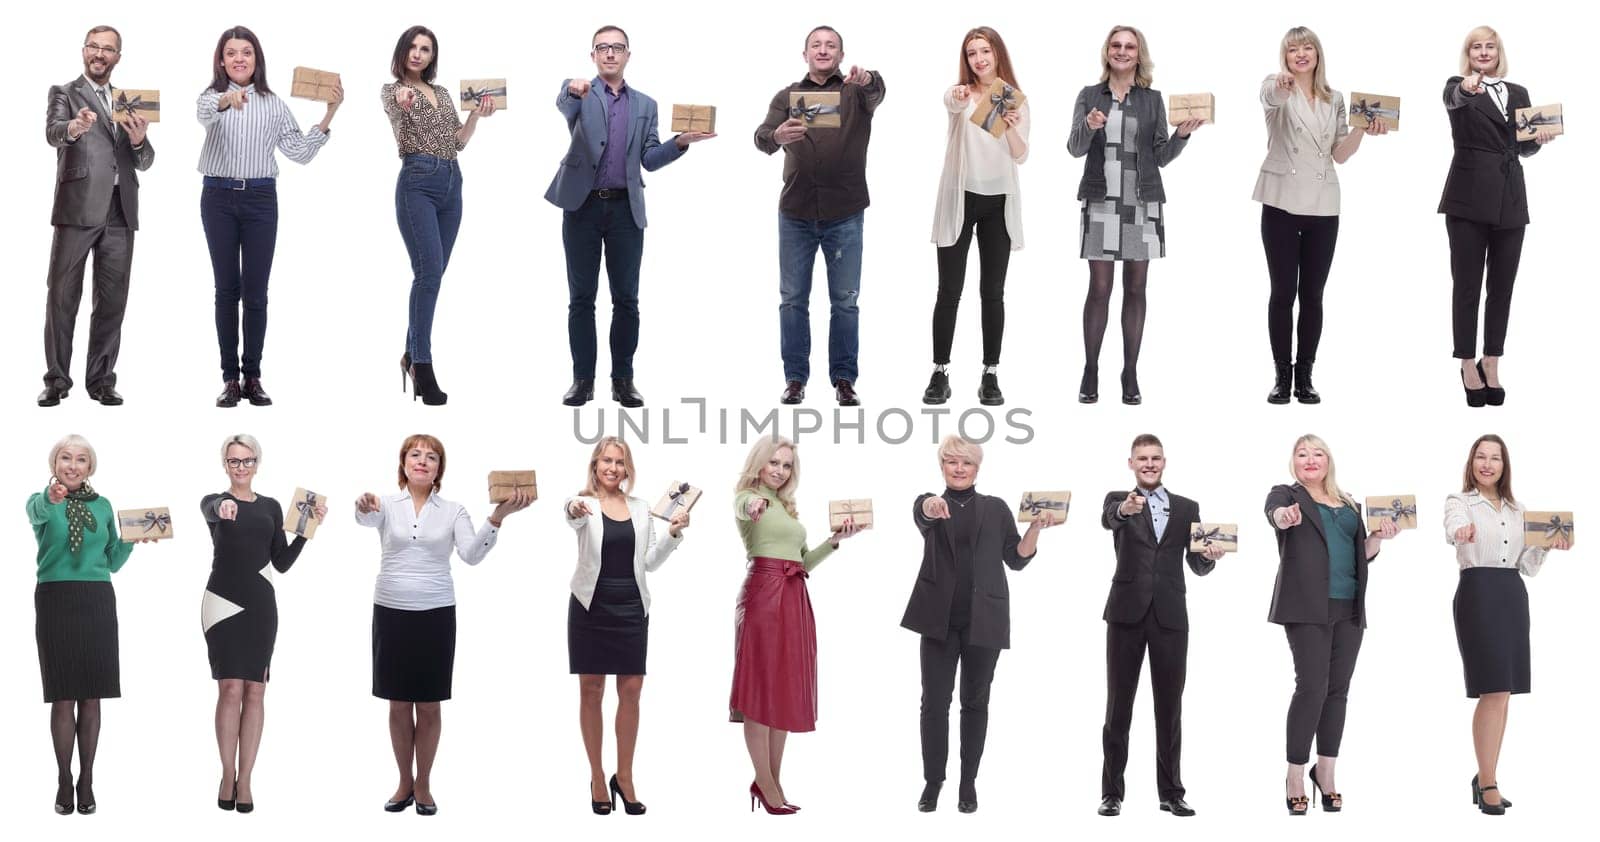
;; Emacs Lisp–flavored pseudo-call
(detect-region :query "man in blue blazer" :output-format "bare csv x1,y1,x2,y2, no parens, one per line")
546,25,714,408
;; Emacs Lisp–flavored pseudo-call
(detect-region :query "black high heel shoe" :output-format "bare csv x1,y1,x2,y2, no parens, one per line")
1477,361,1505,406
1120,368,1142,405
1309,766,1341,812
1286,773,1309,816
1472,774,1512,810
1461,367,1488,408
75,779,95,815
55,776,74,816
610,775,645,815
218,779,236,811
918,781,941,812
1079,366,1099,404
591,779,614,815
1472,776,1506,815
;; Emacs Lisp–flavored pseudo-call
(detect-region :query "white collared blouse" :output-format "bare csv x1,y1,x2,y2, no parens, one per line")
1442,490,1546,576
356,491,499,610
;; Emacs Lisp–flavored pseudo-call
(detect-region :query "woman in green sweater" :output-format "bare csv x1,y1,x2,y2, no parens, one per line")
27,435,138,815
729,437,861,814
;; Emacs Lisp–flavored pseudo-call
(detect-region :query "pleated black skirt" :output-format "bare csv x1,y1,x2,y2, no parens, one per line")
568,577,648,675
36,581,121,702
1453,567,1531,698
372,604,456,702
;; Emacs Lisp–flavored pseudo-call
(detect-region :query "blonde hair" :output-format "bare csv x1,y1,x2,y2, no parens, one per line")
1280,26,1333,103
736,437,800,518
937,435,984,466
1100,25,1154,88
220,433,262,466
48,434,97,477
1459,26,1508,77
1289,434,1354,506
580,436,637,498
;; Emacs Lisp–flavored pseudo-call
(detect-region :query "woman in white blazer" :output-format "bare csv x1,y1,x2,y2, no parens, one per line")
1254,26,1386,405
564,436,688,815
926,26,1029,408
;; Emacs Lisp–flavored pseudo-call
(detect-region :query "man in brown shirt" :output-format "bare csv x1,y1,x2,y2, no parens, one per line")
754,25,885,406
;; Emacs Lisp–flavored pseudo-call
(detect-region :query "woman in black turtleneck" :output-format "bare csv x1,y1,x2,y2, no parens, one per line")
900,435,1055,814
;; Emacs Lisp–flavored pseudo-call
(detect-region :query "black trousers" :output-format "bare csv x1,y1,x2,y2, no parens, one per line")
43,189,132,392
1283,598,1363,764
1261,205,1339,365
1446,215,1525,359
919,625,1001,784
932,192,1011,366
1102,606,1188,800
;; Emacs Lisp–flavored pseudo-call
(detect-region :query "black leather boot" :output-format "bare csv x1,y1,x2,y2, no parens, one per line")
1267,363,1292,404
612,378,644,408
411,363,448,406
922,370,951,405
1293,360,1321,404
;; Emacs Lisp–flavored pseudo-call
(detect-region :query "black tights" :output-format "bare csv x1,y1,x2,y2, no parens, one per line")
1082,260,1149,378
51,699,101,803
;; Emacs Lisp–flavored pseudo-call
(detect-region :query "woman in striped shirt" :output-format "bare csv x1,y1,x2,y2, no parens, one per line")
196,26,342,408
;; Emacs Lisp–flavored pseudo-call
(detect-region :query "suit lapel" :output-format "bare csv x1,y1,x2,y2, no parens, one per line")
1293,484,1328,542
76,77,116,140
1469,88,1513,142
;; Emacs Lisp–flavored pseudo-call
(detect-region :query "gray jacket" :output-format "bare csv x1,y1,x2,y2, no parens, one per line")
46,76,155,229
1066,83,1186,203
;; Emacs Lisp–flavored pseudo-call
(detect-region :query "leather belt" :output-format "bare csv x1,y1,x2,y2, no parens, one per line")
589,188,628,200
204,176,276,190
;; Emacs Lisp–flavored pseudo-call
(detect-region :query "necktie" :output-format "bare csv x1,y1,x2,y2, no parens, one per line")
97,86,118,136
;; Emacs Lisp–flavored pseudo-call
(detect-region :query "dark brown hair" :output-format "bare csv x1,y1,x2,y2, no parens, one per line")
1460,434,1516,505
391,25,439,83
210,26,271,94
1130,433,1163,452
957,26,1022,91
396,434,447,491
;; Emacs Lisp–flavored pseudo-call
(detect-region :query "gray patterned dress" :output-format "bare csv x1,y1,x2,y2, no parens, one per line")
1080,98,1164,261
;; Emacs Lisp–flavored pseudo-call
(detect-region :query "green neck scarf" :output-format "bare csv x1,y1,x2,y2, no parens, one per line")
60,481,100,553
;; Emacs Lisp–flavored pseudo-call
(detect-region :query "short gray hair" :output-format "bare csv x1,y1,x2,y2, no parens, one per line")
49,434,97,477
937,435,983,466
221,433,262,466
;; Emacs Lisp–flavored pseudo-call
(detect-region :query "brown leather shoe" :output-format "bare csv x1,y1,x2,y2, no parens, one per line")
216,380,242,408
780,380,805,404
243,378,273,406
834,379,859,407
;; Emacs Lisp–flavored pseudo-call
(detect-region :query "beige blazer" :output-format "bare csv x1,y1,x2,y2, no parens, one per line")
564,496,683,614
1251,76,1349,216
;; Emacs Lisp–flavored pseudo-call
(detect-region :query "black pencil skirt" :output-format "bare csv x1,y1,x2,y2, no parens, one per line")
1453,567,1531,698
568,578,648,675
36,581,121,702
372,603,456,702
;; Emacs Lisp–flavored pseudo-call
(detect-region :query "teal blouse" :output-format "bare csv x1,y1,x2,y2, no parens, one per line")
27,492,133,583
1317,502,1360,600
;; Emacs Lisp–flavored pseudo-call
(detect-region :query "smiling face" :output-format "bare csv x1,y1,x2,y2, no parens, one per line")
1284,38,1318,76
1129,444,1166,490
762,446,795,492
1467,35,1500,74
1471,441,1505,493
1105,29,1139,77
406,33,434,79
941,453,979,491
224,443,258,487
81,31,121,84
1292,442,1329,486
803,27,843,77
595,444,627,493
55,446,93,492
591,28,630,81
965,37,996,84
222,38,256,86
405,444,441,489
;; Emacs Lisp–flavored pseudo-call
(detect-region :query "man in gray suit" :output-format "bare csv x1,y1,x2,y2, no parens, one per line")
40,25,154,407
545,24,713,408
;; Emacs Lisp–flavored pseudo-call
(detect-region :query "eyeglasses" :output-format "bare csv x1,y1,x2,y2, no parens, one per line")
225,458,258,469
592,43,628,56
83,43,120,56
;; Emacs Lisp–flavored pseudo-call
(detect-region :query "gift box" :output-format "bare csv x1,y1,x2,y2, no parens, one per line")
970,79,1026,138
1189,523,1239,552
789,91,840,128
1524,511,1575,548
651,481,702,520
1515,104,1563,140
290,67,341,102
286,487,327,539
460,79,508,110
1348,92,1401,130
109,88,160,124
828,498,873,530
1168,92,1215,124
671,103,717,133
488,470,537,503
1017,491,1071,523
1365,495,1418,531
117,507,173,542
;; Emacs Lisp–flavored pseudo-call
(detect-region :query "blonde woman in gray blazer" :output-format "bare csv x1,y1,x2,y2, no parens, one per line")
1254,27,1386,406
563,436,687,814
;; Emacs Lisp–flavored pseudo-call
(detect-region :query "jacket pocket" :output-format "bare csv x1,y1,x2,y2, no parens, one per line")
61,166,89,183
1259,156,1292,175
561,153,582,168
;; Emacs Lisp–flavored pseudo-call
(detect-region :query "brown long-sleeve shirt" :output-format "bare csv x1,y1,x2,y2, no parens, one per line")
754,70,886,221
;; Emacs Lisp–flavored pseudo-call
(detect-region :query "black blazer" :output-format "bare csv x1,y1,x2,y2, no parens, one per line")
1066,84,1188,203
1100,490,1214,631
1438,77,1539,227
45,76,155,230
900,492,1034,650
1264,484,1376,628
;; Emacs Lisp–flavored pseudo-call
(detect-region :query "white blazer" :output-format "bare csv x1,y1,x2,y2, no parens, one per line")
565,496,683,614
1251,76,1349,217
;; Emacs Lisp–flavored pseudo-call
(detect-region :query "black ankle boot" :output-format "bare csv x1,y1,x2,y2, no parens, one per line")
923,370,951,405
977,371,1004,406
410,363,448,406
1293,360,1321,404
1267,363,1292,404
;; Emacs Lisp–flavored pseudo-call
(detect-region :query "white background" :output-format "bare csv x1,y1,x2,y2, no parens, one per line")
3,1,1593,840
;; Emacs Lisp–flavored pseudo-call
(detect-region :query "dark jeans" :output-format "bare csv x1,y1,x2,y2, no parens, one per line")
1261,205,1340,364
201,182,279,381
933,193,1010,366
43,189,132,392
395,155,463,365
778,211,863,385
1284,598,1363,765
562,194,644,379
1446,215,1525,359
919,625,1001,785
1102,606,1188,800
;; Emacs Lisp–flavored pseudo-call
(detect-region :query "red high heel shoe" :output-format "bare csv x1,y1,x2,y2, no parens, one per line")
749,782,795,815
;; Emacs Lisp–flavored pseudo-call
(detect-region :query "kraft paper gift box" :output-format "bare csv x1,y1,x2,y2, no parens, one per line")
118,507,173,542
487,470,537,504
1348,92,1401,130
1017,491,1071,523
460,79,508,110
788,91,841,128
1168,92,1215,124
109,88,160,124
828,498,873,530
1524,511,1575,549
651,482,703,520
970,79,1025,138
1189,523,1239,552
290,67,341,102
285,488,327,539
671,104,717,133
1515,104,1563,140
1365,495,1419,531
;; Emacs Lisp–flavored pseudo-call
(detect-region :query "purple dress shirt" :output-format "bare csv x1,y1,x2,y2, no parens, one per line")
595,78,630,190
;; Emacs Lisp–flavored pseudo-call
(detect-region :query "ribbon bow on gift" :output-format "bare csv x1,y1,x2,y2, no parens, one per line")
113,91,159,117
124,510,171,536
1350,99,1400,123
1516,110,1562,134
789,96,840,123
1530,514,1574,541
292,490,320,535
1190,526,1237,546
1018,494,1067,518
460,85,507,106
980,84,1019,133
1371,498,1418,524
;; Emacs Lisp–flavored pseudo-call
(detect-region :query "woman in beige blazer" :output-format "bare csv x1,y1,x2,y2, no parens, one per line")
1254,27,1387,405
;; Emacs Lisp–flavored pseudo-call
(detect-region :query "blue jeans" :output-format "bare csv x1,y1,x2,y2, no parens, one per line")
562,194,644,379
395,155,463,364
201,182,278,381
778,211,863,384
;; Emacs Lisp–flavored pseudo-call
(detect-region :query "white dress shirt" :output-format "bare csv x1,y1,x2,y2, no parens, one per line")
357,491,499,610
195,82,328,179
564,496,683,614
1442,490,1546,576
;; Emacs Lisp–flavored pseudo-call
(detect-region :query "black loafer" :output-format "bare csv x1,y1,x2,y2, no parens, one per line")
88,387,124,406
1098,796,1121,816
1160,798,1195,817
38,385,69,407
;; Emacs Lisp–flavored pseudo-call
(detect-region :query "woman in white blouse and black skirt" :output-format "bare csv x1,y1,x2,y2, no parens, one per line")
354,434,530,816
1443,434,1568,814
197,26,341,408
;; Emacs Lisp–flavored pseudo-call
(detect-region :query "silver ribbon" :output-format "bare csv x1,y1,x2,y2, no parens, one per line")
292,490,319,535
789,96,840,123
1350,99,1399,123
121,510,171,536
1018,493,1067,518
1528,514,1573,542
979,84,1018,133
460,85,507,106
1190,526,1237,547
1516,110,1562,134
1369,498,1417,524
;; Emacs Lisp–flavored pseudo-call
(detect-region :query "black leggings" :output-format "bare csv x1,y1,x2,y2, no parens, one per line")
1261,205,1340,364
1446,216,1525,359
932,192,1011,366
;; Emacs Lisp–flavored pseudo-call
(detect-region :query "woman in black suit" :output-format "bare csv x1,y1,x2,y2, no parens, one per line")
900,435,1055,814
1441,26,1558,406
1265,434,1398,815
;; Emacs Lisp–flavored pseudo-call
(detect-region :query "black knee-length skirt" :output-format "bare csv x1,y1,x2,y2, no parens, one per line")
568,577,648,675
36,581,121,702
1453,567,1531,698
372,604,456,702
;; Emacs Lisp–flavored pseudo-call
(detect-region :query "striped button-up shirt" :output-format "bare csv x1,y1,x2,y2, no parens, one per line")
195,82,328,179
